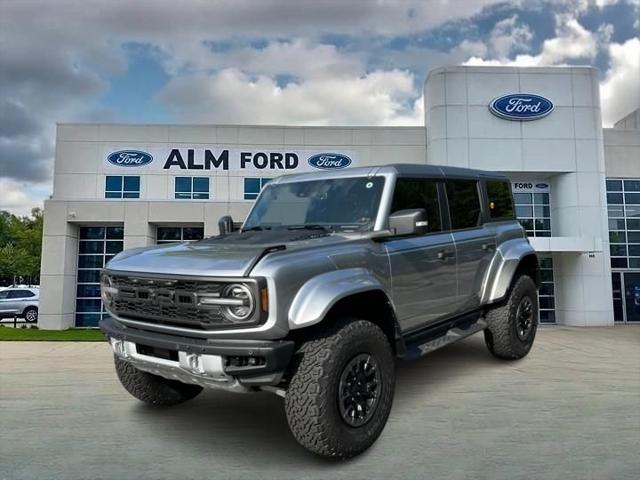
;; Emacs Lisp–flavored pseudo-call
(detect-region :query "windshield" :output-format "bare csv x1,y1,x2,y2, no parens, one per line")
243,176,385,232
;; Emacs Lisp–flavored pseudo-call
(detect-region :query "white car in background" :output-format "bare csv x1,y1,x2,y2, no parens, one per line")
0,287,39,323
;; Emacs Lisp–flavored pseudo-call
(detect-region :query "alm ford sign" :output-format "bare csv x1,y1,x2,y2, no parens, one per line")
107,150,154,167
489,94,554,121
307,153,352,170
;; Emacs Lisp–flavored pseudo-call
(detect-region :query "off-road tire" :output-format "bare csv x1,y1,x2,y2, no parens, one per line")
23,306,38,323
484,274,538,360
114,356,203,406
285,318,395,459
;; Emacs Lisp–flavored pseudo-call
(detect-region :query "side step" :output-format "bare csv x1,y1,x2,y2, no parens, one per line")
401,314,487,360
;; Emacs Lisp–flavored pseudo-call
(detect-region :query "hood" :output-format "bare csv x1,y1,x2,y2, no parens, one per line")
106,229,353,277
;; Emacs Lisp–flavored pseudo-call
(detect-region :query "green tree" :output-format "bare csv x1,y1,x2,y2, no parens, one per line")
0,208,43,284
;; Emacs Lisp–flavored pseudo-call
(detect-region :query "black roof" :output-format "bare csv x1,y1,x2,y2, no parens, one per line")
383,163,508,181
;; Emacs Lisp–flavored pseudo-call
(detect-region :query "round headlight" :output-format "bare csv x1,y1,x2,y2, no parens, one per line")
221,284,255,322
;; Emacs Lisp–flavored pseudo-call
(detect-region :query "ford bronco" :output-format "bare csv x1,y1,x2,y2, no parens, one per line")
100,164,539,458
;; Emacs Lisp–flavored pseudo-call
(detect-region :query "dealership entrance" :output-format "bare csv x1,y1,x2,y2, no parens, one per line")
612,272,640,323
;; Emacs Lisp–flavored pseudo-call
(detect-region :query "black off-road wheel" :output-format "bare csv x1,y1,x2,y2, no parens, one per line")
484,275,538,360
114,357,203,406
284,319,395,459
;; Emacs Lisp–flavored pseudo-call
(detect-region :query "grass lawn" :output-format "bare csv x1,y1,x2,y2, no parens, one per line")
0,327,105,341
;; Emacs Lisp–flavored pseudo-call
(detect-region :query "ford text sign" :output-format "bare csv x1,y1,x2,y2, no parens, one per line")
307,153,352,170
489,94,554,121
107,150,154,167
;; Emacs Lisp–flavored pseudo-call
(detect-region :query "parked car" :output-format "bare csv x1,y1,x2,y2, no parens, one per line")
0,287,39,322
100,164,539,458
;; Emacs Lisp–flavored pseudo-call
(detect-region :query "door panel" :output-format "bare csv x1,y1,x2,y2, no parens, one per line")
0,290,19,314
386,232,457,332
451,227,496,312
624,272,640,322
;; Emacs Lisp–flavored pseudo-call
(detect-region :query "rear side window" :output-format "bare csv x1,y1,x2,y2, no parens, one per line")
390,178,442,233
7,290,35,299
446,180,482,230
486,181,515,219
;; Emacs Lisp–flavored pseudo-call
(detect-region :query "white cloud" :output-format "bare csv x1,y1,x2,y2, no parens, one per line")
0,179,48,217
489,15,534,58
600,37,640,126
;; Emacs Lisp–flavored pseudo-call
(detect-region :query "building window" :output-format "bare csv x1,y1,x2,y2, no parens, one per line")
105,176,140,199
156,226,204,244
538,256,556,324
175,177,210,200
76,226,124,327
513,191,551,237
244,177,270,200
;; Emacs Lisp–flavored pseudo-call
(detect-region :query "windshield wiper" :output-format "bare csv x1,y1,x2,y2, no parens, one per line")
286,224,333,232
242,226,270,232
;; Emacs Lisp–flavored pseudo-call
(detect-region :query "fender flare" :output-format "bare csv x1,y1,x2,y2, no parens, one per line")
288,268,391,330
481,238,538,304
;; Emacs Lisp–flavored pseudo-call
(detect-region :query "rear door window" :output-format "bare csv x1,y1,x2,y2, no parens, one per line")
7,290,35,299
390,178,442,233
445,180,482,230
486,181,515,219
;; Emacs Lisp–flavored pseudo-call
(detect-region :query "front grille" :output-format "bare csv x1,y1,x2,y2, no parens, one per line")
107,274,232,330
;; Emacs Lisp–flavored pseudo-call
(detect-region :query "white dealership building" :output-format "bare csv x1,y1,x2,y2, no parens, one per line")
39,65,640,329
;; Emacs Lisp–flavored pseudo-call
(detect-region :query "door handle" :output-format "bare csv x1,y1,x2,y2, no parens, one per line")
437,250,451,260
482,243,495,251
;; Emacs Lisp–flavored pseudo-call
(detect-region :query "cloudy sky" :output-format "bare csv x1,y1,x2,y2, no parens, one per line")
1,0,638,215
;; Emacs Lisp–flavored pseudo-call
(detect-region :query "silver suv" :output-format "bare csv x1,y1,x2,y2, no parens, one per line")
0,287,39,323
100,164,539,458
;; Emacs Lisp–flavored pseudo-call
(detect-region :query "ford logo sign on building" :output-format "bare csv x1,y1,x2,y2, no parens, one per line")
107,150,154,167
307,153,352,170
489,94,554,121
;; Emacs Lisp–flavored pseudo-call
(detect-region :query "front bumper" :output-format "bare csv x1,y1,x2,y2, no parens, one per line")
100,317,295,390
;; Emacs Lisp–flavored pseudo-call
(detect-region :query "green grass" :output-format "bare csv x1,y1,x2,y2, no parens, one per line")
0,327,106,341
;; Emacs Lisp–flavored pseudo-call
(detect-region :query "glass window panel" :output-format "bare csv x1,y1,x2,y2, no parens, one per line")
608,206,625,217
193,192,209,200
624,193,640,205
77,269,101,283
78,255,104,268
626,206,640,218
534,205,550,217
445,181,481,230
182,227,204,241
606,179,623,191
80,227,105,239
611,257,628,268
106,226,124,239
261,178,271,187
607,193,624,204
610,244,627,256
539,310,556,324
123,176,140,192
535,219,551,230
609,219,626,230
75,313,101,327
76,299,102,312
613,300,624,322
539,297,555,309
175,177,191,192
628,232,640,243
106,241,123,254
539,284,555,296
105,255,116,264
629,258,640,268
513,193,532,204
105,176,122,191
390,179,443,232
541,270,554,282
105,191,122,199
244,193,258,200
539,257,553,269
157,227,181,241
533,193,549,204
77,284,101,298
193,177,209,192
623,180,640,192
79,241,104,254
535,231,551,237
609,231,626,243
122,192,139,199
486,181,515,219
628,219,640,230
515,205,533,217
518,219,533,230
628,245,640,256
175,192,192,200
244,178,261,195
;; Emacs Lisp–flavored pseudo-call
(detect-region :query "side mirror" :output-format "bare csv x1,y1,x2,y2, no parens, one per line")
388,209,428,236
218,215,234,236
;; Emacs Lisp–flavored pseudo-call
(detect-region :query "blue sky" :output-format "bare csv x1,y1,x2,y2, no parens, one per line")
0,0,638,214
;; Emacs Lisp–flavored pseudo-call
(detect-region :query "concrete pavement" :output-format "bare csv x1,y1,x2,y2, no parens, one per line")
1,326,639,480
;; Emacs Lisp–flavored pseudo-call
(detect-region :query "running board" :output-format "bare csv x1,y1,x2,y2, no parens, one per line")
401,314,487,360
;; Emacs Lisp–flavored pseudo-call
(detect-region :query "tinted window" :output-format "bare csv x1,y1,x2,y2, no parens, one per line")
7,290,35,299
486,181,515,219
446,180,482,230
0,290,8,299
390,178,442,233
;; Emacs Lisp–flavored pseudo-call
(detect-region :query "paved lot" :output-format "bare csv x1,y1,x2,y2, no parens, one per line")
1,327,639,480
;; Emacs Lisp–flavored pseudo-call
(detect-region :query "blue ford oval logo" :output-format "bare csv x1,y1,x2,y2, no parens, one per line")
307,153,352,170
535,183,549,189
489,94,554,121
107,150,153,167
